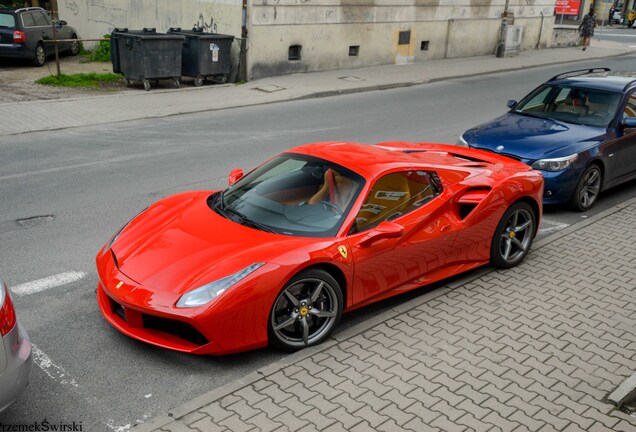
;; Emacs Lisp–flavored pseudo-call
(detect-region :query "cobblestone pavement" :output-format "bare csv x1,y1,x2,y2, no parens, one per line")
135,199,636,431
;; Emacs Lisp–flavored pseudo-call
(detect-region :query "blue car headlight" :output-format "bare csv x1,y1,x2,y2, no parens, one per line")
176,263,265,308
531,154,578,172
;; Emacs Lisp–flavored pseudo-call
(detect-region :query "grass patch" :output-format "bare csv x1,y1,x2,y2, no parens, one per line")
81,35,112,63
36,73,121,88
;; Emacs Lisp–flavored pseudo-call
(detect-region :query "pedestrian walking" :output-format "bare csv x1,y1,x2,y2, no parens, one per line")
609,6,615,25
579,8,596,51
629,9,636,27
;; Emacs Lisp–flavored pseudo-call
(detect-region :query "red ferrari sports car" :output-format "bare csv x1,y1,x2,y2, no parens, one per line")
96,142,543,355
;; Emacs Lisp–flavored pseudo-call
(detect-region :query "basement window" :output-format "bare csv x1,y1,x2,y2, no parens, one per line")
349,45,360,56
398,31,411,45
288,45,302,61
421,41,429,51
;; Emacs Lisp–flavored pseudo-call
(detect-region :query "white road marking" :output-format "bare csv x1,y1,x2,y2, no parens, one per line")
10,271,86,296
105,421,132,432
31,344,79,388
538,221,570,235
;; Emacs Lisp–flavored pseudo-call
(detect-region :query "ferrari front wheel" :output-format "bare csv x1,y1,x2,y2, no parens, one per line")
269,269,343,351
490,201,536,269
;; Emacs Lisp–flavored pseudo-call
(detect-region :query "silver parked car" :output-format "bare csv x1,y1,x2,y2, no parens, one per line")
0,277,32,414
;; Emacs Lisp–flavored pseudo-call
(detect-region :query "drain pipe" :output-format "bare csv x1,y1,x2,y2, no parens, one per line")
536,12,545,49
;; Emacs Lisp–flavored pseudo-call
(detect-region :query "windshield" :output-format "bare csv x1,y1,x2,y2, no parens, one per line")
0,13,15,28
216,153,365,238
512,84,622,128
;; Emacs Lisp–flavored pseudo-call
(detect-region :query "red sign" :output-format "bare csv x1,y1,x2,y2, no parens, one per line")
555,0,581,15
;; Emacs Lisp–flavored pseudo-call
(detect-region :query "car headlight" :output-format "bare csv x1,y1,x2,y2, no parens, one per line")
457,134,469,147
530,154,578,172
176,262,265,308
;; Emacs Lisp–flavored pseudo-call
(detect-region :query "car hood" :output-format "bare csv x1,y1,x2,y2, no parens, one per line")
111,191,315,296
464,113,606,161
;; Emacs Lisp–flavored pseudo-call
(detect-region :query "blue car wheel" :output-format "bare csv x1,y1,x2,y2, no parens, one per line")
569,164,602,212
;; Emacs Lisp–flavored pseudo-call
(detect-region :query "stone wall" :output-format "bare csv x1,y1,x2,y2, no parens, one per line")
552,24,580,47
247,0,556,79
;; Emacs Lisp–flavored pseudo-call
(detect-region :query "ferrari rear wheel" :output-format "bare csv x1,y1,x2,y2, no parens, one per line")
490,201,536,269
269,269,343,351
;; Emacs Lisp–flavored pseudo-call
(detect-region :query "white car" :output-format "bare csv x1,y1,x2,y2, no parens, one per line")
0,277,32,413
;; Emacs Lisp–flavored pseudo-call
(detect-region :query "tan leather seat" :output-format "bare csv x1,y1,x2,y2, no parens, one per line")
356,173,411,229
556,93,589,115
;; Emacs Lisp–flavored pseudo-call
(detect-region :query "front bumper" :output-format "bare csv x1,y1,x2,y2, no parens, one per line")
96,282,224,355
539,168,582,205
95,247,271,355
0,321,33,414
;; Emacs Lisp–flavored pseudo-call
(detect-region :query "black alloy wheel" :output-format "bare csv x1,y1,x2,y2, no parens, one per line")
490,201,536,268
569,164,602,212
269,268,343,351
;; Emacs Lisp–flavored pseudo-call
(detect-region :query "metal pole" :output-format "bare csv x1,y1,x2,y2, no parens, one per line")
496,0,510,57
51,9,61,76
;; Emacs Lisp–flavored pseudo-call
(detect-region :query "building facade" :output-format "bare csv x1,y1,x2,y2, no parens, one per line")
246,0,557,79
26,0,557,80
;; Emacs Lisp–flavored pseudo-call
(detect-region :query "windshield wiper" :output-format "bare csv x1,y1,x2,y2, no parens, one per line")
513,111,546,119
224,205,277,234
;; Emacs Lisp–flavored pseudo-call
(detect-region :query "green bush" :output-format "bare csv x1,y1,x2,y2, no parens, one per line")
82,35,111,62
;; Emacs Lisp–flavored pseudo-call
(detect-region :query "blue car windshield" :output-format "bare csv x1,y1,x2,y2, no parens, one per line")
512,84,622,128
217,154,365,238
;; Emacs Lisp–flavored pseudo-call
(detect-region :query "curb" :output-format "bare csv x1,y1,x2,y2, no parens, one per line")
133,196,636,432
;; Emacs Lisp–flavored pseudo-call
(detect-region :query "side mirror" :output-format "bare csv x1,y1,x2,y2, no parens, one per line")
359,221,404,247
228,168,244,186
506,100,517,109
56,20,67,27
622,117,636,128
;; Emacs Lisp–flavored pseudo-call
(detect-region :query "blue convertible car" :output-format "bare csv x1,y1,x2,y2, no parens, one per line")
459,68,636,211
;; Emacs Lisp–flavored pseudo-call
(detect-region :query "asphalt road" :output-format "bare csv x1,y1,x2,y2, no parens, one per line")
1,55,636,431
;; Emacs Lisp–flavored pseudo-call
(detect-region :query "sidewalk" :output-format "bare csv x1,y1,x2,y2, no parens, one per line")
0,40,632,137
135,198,636,432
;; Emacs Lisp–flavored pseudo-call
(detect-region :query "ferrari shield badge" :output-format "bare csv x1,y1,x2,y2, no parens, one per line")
338,245,348,259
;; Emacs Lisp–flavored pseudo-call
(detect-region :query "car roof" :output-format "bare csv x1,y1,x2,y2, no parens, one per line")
548,71,636,93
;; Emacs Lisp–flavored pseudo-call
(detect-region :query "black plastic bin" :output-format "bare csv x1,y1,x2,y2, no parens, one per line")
110,28,186,91
168,27,234,86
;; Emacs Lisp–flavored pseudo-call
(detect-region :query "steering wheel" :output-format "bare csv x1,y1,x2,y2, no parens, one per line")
321,200,343,215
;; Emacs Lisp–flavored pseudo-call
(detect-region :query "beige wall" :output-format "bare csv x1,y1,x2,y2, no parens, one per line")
57,0,242,45
55,0,557,80
247,0,556,79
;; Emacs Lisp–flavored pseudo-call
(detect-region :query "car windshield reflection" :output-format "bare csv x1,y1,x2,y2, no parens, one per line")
216,153,365,238
512,84,622,128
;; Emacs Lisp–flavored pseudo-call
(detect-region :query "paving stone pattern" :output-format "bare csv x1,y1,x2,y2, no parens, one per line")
155,203,636,432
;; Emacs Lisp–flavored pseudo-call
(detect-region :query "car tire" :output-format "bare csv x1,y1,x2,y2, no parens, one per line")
32,43,46,67
268,268,343,351
490,201,536,269
569,164,602,212
69,34,80,56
